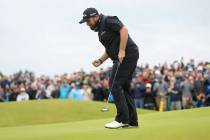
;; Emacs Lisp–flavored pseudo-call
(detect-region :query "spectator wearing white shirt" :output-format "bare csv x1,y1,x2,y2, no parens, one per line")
16,88,29,102
81,84,92,101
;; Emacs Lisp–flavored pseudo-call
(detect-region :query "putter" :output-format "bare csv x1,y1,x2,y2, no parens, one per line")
101,60,120,112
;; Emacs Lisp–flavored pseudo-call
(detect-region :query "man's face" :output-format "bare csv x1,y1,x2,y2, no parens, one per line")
86,16,98,30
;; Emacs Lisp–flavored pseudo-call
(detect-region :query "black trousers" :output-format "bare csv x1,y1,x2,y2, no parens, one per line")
109,52,139,124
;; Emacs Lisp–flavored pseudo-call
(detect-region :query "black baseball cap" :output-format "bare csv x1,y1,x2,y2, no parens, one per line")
79,8,99,24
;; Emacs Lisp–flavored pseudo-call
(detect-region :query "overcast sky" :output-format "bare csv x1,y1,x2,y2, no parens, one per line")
0,0,209,76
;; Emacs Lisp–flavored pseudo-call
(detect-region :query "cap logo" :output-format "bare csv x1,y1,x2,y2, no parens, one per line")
89,13,97,16
83,14,87,18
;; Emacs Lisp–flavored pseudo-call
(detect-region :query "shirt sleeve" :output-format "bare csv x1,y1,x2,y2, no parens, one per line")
105,16,124,32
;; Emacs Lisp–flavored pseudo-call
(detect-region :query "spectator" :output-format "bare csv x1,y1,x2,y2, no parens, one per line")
133,81,145,108
182,76,194,109
26,84,37,100
0,87,9,102
153,75,168,111
203,75,210,106
91,82,104,101
69,82,83,100
9,85,20,101
36,85,47,100
59,80,71,99
196,93,206,107
51,84,60,98
194,71,205,103
0,76,10,90
142,83,156,110
16,88,29,102
81,84,92,101
46,80,55,98
168,76,182,110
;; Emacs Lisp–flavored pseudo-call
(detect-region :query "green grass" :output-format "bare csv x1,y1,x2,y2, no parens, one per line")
0,99,153,127
0,99,209,140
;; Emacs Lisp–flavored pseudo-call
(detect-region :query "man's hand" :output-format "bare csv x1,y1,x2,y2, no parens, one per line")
118,50,125,63
92,52,109,67
92,60,102,67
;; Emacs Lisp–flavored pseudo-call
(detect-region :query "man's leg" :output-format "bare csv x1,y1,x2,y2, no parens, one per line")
123,80,138,126
109,61,129,124
122,58,138,126
115,56,139,124
109,57,138,124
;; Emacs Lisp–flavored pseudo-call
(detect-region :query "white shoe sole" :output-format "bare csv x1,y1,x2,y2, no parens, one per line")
105,124,129,129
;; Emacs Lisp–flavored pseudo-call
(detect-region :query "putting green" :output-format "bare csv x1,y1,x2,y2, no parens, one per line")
0,99,209,140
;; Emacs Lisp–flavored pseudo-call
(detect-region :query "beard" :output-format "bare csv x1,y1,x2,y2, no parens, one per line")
89,24,96,30
89,19,100,31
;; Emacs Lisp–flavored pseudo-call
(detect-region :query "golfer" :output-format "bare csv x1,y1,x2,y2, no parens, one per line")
79,8,139,129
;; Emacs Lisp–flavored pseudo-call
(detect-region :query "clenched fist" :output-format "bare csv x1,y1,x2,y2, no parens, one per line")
92,59,102,67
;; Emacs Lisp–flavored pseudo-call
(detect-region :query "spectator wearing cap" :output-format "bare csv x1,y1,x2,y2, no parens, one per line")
16,87,29,102
142,83,157,110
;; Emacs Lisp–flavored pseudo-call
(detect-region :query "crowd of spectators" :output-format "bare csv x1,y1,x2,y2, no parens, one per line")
132,59,210,111
0,59,210,111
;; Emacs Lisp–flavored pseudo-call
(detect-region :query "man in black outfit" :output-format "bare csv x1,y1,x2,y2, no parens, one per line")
79,8,139,129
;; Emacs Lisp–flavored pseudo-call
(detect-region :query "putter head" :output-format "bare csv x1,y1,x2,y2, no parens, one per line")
101,108,109,112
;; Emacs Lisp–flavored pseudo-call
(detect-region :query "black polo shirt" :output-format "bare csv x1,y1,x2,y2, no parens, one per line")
97,15,139,61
